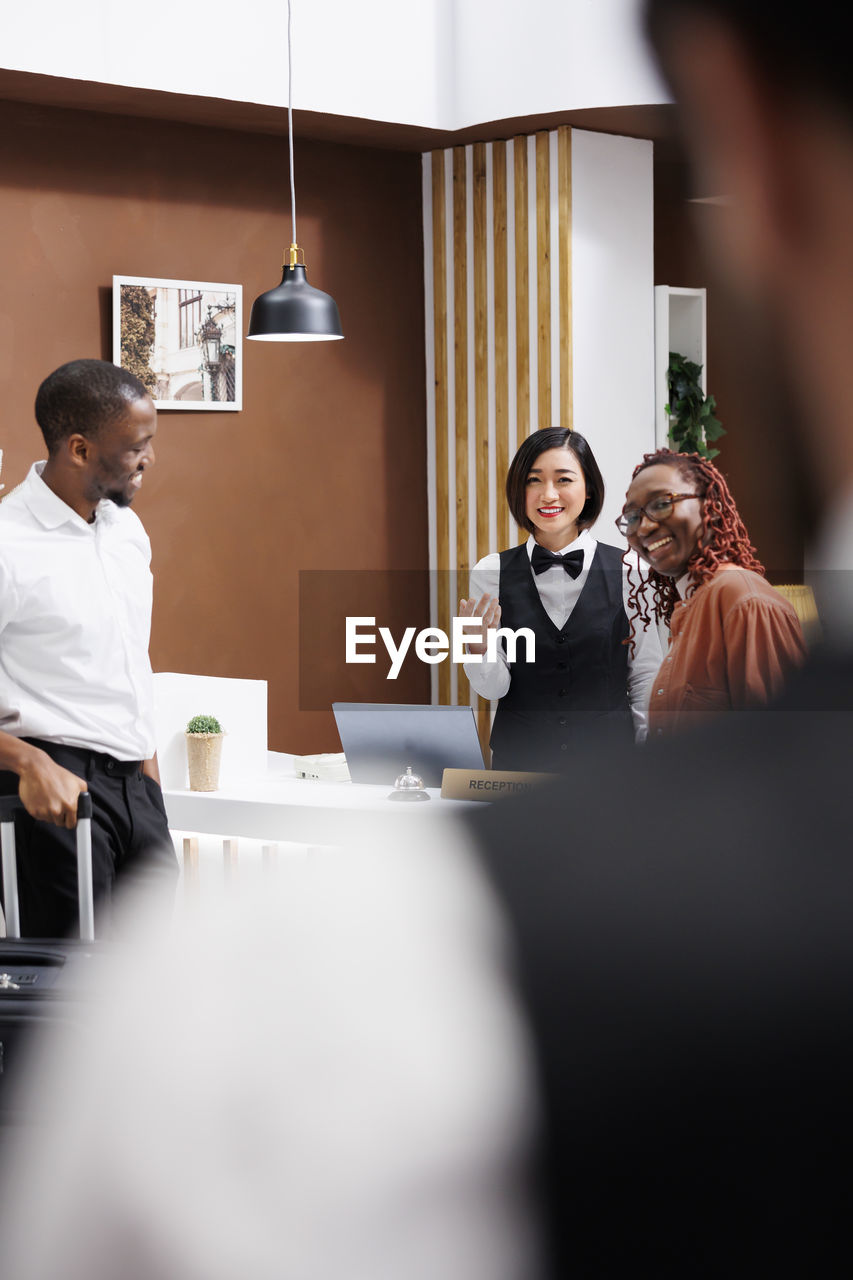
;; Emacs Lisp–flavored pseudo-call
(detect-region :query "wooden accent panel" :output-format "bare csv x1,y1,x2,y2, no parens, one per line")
473,142,489,564
536,131,551,429
452,145,469,578
431,151,451,704
492,140,509,549
452,147,469,707
513,136,529,442
558,126,572,430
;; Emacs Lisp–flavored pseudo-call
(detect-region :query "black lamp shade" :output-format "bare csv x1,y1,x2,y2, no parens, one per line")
247,264,343,341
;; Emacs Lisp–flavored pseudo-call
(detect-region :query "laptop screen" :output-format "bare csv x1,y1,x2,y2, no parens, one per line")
332,702,485,788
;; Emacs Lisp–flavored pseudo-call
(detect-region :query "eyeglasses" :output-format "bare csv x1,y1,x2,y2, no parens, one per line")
615,493,698,536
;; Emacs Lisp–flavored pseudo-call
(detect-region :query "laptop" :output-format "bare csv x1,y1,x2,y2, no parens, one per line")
332,702,486,788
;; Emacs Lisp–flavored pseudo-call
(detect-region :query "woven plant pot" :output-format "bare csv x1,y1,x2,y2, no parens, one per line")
186,732,224,792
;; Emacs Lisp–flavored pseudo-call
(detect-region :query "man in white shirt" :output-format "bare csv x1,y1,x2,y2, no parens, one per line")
0,358,177,936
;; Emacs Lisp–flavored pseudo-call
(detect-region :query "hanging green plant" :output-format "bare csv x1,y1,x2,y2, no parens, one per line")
665,351,725,459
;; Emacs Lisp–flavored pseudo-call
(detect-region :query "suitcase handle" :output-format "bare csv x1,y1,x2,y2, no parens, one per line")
0,793,92,822
0,792,95,942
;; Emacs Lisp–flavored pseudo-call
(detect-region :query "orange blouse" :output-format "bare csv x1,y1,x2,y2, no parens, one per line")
648,566,807,738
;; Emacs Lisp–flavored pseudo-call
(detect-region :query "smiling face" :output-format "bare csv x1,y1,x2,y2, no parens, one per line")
524,446,588,550
83,397,158,509
623,462,704,578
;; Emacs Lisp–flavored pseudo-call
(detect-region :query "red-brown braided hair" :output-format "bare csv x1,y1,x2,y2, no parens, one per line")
625,450,764,642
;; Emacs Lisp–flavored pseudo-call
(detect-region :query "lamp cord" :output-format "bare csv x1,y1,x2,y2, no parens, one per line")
288,0,297,248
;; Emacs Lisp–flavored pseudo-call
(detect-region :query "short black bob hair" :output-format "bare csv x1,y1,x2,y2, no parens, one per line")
506,427,605,535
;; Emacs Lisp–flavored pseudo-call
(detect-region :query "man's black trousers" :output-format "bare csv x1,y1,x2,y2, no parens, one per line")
0,739,178,937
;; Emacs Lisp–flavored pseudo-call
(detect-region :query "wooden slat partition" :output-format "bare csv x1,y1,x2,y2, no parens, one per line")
492,139,509,550
473,141,489,564
536,131,551,429
453,146,469,707
453,146,469,580
473,140,490,753
558,125,572,431
424,130,573,732
431,150,451,704
513,136,530,445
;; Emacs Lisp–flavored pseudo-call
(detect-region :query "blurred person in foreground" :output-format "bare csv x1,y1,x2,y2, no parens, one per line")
470,1,853,1274
0,847,542,1280
620,447,805,736
3,3,853,1278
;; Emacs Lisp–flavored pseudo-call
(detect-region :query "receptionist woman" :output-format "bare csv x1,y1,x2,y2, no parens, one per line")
460,428,662,772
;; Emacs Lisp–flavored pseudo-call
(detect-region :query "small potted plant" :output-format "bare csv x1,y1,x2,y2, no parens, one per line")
185,714,225,792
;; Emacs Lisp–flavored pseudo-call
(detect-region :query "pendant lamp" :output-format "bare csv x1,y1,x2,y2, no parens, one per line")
247,0,343,342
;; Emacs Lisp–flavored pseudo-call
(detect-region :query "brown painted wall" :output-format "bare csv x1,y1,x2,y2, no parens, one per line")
654,156,805,582
0,98,430,753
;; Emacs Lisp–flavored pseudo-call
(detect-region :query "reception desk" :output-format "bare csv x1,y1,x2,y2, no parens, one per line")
154,674,478,872
163,751,473,849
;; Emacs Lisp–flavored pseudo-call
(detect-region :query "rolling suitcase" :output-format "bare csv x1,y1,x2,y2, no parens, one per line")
0,793,99,1121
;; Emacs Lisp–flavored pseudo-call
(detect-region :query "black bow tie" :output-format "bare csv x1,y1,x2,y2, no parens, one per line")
531,545,584,578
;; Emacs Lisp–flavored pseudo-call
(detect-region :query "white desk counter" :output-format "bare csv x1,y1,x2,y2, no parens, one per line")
163,752,476,846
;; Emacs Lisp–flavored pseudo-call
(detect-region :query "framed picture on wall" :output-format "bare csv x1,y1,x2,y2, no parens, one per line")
112,276,243,411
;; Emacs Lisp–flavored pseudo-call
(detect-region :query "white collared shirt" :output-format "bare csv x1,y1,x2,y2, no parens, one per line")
463,529,663,740
676,572,692,600
0,462,156,760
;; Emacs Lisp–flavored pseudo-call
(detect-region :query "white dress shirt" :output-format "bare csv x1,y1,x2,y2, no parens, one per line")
0,462,156,760
463,529,663,740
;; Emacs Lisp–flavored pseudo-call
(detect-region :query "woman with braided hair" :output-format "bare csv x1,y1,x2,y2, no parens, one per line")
618,448,806,737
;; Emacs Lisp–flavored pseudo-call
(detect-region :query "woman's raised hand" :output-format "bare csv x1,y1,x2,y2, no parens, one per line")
458,593,501,656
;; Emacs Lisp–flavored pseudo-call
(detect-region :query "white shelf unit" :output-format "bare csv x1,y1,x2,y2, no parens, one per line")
654,285,707,449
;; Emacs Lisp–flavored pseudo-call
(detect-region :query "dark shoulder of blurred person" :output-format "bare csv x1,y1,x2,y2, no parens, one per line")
469,665,853,1277
467,1,853,1273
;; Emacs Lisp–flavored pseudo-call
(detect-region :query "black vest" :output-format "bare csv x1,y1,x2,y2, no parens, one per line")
489,541,631,771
